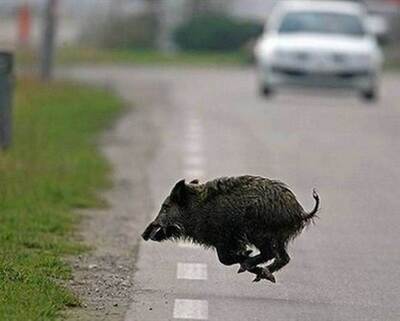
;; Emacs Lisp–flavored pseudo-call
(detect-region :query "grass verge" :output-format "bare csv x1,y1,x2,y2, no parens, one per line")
0,78,122,320
17,47,248,67
16,46,400,70
384,46,400,71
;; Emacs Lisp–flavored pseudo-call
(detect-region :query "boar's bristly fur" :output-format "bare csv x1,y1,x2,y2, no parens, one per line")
142,175,320,283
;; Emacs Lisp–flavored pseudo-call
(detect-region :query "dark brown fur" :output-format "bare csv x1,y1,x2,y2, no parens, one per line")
142,175,320,283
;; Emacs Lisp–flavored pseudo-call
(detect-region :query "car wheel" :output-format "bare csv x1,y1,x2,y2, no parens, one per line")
360,88,377,102
260,85,274,97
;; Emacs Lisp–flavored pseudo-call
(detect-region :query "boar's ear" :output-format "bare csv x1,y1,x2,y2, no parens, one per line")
170,179,187,205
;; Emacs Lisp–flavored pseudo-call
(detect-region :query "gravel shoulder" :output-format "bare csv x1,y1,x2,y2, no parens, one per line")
64,79,166,321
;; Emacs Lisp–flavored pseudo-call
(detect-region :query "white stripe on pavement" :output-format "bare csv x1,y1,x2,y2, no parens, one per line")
186,125,202,138
185,141,203,154
175,114,208,320
184,155,204,167
186,118,202,127
173,299,208,320
177,263,207,280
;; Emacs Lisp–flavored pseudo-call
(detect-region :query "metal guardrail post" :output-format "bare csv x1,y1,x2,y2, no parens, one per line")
0,51,14,150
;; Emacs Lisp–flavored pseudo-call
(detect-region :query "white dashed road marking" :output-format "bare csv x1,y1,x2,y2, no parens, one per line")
186,123,202,134
177,263,208,280
175,113,209,319
173,299,209,320
185,141,203,154
186,124,202,139
184,155,204,167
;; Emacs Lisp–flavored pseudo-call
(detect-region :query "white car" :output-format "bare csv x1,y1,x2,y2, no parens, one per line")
254,0,383,101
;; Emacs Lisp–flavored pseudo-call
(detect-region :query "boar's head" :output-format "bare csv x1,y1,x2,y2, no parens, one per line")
142,179,193,242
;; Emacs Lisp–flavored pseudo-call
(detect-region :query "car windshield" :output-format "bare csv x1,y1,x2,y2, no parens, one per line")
278,11,365,36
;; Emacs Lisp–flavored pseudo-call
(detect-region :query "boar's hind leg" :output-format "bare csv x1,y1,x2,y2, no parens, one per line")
267,242,290,273
247,266,276,283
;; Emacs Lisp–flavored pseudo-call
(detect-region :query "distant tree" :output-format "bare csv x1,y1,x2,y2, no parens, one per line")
174,13,263,52
184,0,231,18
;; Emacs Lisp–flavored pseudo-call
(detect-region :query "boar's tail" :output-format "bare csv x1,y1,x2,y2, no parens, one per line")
302,189,320,222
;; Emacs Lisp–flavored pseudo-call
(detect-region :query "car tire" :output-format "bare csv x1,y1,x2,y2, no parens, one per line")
260,85,274,97
360,88,378,102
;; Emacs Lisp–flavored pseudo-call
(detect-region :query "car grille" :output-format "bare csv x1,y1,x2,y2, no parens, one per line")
271,66,370,78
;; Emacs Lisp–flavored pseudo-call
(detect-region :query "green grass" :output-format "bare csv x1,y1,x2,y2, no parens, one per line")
0,78,122,320
384,46,400,71
17,47,248,67
384,61,400,70
384,58,400,71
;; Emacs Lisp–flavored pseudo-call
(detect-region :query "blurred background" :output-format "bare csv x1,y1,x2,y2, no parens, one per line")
0,0,399,70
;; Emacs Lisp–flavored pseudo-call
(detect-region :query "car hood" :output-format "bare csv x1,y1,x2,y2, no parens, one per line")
265,33,375,54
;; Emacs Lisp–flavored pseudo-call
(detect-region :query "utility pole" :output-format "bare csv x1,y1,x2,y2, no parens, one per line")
40,0,58,81
146,0,163,50
149,0,184,53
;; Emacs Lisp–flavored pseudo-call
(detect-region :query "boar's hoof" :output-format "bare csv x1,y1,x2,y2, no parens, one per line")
237,264,247,274
253,268,276,283
237,258,253,274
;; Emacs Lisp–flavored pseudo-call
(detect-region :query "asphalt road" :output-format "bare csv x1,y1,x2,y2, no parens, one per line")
69,66,400,321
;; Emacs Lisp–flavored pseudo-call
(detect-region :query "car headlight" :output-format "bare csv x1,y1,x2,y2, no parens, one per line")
352,53,372,65
272,49,296,64
274,49,292,60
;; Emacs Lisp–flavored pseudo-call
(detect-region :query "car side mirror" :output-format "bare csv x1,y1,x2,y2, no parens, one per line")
366,15,390,46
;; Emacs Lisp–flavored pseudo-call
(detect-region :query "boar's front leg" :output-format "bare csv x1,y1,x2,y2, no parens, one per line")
237,241,276,283
216,245,250,266
237,241,274,273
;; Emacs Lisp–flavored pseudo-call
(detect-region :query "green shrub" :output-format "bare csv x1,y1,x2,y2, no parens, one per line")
174,14,263,52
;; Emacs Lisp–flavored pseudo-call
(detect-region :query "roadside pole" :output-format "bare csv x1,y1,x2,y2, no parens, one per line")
40,0,58,81
0,52,14,150
17,4,32,47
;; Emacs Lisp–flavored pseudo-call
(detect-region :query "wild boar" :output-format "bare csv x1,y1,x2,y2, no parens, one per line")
142,175,320,283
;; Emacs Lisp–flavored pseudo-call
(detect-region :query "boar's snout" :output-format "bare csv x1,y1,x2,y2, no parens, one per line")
142,221,183,242
141,222,164,241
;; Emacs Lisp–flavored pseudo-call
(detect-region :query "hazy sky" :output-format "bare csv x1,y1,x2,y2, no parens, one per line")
0,0,274,20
